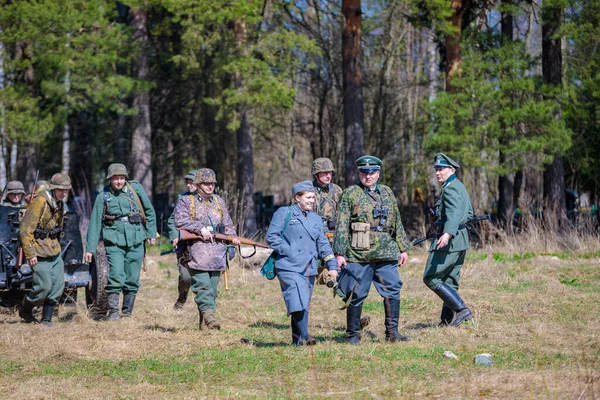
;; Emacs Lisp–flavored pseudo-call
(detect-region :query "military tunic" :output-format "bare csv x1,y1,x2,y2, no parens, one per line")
86,181,157,295
333,183,410,306
20,191,65,305
423,174,473,290
173,193,236,311
313,180,342,238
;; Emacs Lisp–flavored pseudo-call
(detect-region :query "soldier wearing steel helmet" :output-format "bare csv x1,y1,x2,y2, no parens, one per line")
18,173,72,326
84,163,157,320
311,158,343,284
333,156,411,344
1,181,26,208
167,169,198,310
173,168,240,330
424,153,474,327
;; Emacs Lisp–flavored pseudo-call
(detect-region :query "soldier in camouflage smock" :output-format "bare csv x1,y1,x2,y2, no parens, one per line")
174,168,240,330
333,156,411,344
311,158,342,285
167,169,198,310
19,173,72,327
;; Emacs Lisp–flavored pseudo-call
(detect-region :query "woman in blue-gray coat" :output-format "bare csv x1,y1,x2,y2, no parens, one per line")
266,181,339,345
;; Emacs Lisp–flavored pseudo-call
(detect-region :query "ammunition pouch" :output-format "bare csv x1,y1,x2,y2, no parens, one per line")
128,214,143,225
350,222,370,250
33,227,64,240
177,242,192,266
216,223,225,234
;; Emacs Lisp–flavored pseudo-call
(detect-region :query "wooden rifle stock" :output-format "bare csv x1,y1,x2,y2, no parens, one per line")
179,229,270,249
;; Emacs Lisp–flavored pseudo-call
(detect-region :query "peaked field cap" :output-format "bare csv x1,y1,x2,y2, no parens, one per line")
433,153,460,169
50,173,72,190
292,180,315,196
194,168,217,184
356,155,383,173
106,163,129,179
6,181,25,194
184,169,198,181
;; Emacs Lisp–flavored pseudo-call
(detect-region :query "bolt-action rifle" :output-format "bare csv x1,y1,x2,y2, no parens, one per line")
412,213,491,246
179,229,269,258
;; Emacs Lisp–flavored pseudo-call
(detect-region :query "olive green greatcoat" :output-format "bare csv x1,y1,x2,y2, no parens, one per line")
423,174,474,290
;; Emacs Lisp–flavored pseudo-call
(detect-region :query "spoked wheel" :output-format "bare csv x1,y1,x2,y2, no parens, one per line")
85,241,109,319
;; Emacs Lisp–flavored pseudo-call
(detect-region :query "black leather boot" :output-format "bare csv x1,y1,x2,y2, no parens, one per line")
346,305,362,345
439,304,455,326
41,303,55,327
107,293,120,320
433,283,472,327
291,310,315,346
18,297,39,323
173,290,188,310
383,298,410,342
121,294,136,317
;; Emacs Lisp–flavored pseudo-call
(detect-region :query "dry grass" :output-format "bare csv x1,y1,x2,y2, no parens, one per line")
1,231,599,399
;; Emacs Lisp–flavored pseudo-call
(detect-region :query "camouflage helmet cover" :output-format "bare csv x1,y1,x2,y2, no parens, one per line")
6,181,25,194
311,158,335,175
184,169,198,181
194,168,217,184
50,173,72,190
106,163,129,179
34,180,51,194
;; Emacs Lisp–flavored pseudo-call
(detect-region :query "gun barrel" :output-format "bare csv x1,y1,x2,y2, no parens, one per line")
180,230,270,249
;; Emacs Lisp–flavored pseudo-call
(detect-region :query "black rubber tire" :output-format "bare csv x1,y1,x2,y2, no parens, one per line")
85,241,109,318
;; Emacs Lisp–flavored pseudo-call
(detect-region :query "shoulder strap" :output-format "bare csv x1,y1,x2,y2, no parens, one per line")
125,181,146,220
280,206,293,239
189,194,196,221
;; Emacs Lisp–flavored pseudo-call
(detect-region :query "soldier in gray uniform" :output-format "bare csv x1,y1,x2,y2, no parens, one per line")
1,181,26,208
423,153,474,327
333,156,411,344
167,169,198,310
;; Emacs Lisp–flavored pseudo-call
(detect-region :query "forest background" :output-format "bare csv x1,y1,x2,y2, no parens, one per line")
0,0,598,236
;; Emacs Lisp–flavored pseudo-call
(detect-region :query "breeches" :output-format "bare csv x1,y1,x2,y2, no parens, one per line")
423,250,466,290
339,261,402,307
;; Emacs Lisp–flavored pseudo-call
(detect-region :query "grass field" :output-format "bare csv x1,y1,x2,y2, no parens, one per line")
1,236,599,399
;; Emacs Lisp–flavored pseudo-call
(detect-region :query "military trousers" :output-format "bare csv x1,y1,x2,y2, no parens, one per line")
178,263,192,294
340,261,402,307
105,243,145,295
423,250,466,291
26,255,65,306
188,269,221,311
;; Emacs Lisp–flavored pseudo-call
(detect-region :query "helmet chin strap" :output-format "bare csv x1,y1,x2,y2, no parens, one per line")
197,186,212,198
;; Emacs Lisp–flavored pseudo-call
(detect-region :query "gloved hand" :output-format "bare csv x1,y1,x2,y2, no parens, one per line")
200,226,213,242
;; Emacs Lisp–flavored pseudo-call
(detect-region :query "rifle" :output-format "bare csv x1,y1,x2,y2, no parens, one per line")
179,229,269,258
412,213,491,246
160,248,177,256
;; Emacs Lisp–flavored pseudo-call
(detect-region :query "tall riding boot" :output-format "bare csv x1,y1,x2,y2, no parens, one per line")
383,298,410,342
432,283,472,327
18,297,39,323
41,302,55,327
346,305,363,345
121,294,136,317
202,309,221,330
173,290,188,310
291,310,314,346
439,304,455,326
107,293,121,320
291,314,300,344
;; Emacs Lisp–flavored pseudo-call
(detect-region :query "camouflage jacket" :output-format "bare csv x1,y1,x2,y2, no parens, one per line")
86,181,157,254
312,180,342,236
174,193,237,271
20,191,64,259
167,191,194,241
333,183,410,262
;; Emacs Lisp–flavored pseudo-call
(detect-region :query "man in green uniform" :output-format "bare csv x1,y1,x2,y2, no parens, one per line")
423,153,474,327
311,158,343,285
85,163,157,320
333,156,411,344
167,169,197,310
19,173,72,326
1,181,27,207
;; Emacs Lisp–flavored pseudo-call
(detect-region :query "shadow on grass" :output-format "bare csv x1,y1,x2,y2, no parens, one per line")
249,320,288,330
58,310,79,322
144,324,177,333
406,322,440,330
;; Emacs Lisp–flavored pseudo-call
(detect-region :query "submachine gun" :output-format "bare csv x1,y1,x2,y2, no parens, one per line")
412,213,491,246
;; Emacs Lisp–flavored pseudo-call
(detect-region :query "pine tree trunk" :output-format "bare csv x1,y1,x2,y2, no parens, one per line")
541,3,567,226
234,19,256,234
342,0,365,186
129,7,153,200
